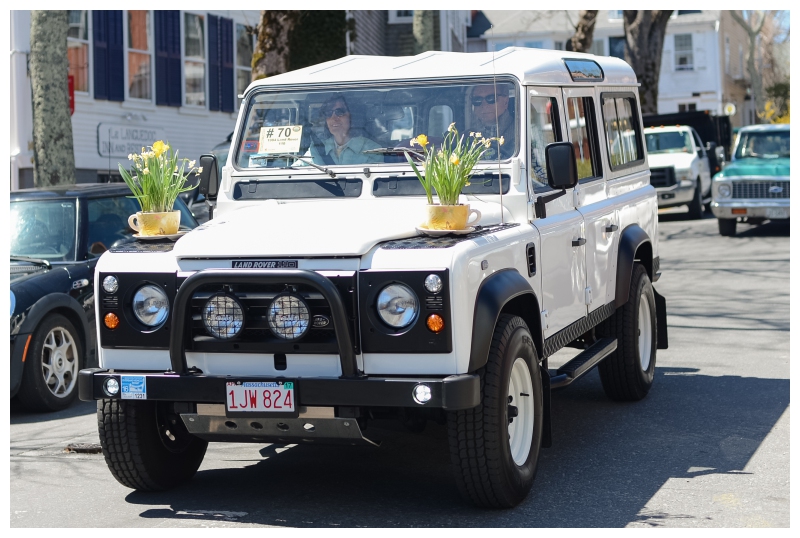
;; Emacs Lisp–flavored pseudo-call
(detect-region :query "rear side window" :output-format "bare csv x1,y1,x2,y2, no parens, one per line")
566,96,601,181
601,93,644,170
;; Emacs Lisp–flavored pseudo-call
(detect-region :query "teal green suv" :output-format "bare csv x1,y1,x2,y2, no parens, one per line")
711,124,790,236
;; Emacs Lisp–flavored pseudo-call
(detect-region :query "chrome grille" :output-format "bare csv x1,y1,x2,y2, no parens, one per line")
732,181,790,199
649,167,676,188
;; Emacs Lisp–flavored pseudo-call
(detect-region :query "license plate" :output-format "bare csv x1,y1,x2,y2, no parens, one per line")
225,380,298,417
766,208,788,219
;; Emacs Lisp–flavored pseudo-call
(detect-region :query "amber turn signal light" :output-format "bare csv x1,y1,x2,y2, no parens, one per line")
104,312,120,329
426,314,444,333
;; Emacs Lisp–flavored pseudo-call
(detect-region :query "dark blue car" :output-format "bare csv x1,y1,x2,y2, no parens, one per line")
10,184,198,411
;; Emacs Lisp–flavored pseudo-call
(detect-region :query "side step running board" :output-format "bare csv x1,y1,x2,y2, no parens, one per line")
549,337,617,389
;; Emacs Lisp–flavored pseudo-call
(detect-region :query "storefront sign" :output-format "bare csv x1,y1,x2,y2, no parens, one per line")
97,123,167,158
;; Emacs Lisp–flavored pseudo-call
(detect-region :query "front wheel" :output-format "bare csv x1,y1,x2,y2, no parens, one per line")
17,314,82,412
718,218,737,236
687,179,703,220
448,314,543,508
98,399,208,491
597,264,657,401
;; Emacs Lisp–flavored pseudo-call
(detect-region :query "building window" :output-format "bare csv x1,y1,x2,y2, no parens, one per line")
523,41,543,49
678,103,697,112
554,41,564,50
67,10,90,92
236,23,253,101
674,34,693,71
608,10,623,20
494,42,513,51
127,11,152,101
725,36,730,75
388,11,414,24
609,36,625,60
184,13,206,107
588,39,605,56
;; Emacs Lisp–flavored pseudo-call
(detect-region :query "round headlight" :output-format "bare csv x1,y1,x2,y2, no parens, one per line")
132,284,169,327
424,274,443,294
717,183,732,198
203,293,244,339
377,284,418,328
268,294,310,340
102,275,119,294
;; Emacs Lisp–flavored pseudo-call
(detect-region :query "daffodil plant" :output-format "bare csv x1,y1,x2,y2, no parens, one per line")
118,141,201,213
406,124,503,206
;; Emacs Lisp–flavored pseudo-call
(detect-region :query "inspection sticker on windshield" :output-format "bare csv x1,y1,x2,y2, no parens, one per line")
120,376,147,400
259,124,303,154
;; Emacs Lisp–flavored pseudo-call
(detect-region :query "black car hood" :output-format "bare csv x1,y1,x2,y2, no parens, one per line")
10,263,70,285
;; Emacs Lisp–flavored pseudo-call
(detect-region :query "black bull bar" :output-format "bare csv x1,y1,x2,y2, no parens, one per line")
170,269,360,377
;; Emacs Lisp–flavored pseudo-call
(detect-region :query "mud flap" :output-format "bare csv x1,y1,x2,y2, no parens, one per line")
654,287,668,349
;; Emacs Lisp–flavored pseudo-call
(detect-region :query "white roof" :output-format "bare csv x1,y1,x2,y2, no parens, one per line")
738,123,790,132
246,48,637,92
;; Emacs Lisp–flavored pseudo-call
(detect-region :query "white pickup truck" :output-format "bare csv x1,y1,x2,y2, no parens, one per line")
645,125,712,219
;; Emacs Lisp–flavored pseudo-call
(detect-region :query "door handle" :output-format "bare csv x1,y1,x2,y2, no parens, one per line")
605,224,619,233
572,238,586,247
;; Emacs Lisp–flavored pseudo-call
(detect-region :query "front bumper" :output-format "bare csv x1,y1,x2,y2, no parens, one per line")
711,199,790,219
78,368,480,410
656,183,695,207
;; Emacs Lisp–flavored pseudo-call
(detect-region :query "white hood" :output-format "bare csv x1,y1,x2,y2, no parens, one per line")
172,198,502,258
646,152,696,171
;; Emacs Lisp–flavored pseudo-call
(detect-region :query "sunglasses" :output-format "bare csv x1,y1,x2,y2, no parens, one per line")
322,107,349,118
472,94,498,106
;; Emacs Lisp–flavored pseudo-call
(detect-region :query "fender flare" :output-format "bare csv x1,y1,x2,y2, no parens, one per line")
468,269,542,372
615,224,654,308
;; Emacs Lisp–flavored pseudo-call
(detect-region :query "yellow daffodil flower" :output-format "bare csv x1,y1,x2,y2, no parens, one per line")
448,122,456,133
450,154,460,166
152,140,168,157
498,136,505,146
197,167,203,174
188,160,196,168
416,134,429,147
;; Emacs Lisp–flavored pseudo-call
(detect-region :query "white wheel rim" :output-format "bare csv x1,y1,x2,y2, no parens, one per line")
638,292,653,371
40,326,78,398
508,357,535,466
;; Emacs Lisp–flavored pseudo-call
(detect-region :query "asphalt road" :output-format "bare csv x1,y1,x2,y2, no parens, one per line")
9,209,790,528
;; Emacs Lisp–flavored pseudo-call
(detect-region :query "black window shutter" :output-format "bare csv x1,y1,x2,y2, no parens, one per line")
92,11,109,100
155,10,181,107
220,17,234,112
208,14,220,111
107,11,124,101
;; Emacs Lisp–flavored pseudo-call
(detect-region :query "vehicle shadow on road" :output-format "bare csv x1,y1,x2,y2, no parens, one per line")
10,398,96,424
127,367,788,527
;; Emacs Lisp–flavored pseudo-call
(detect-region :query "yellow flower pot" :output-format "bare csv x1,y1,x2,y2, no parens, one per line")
128,210,180,236
424,204,481,230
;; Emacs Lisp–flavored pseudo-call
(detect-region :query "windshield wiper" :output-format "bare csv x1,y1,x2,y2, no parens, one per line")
363,147,424,159
11,255,51,269
269,154,337,178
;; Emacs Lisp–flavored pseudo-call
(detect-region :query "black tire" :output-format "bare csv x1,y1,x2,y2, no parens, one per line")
97,399,208,491
597,264,657,401
687,179,703,220
448,314,543,508
17,314,82,412
718,218,737,236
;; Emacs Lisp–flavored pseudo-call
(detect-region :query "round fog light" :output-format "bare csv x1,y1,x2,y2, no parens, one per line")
203,293,244,339
424,274,442,294
102,275,118,293
104,377,120,396
413,383,432,404
268,294,310,340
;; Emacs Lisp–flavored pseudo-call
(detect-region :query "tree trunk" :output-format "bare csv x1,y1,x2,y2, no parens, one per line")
623,11,673,115
568,10,598,53
29,10,75,187
413,11,435,54
731,11,768,123
252,10,300,80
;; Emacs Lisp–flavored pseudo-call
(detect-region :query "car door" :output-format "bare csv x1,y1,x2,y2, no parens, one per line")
691,128,712,196
563,87,618,314
527,87,587,339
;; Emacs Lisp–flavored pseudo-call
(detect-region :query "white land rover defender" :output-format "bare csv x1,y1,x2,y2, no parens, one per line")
80,49,668,508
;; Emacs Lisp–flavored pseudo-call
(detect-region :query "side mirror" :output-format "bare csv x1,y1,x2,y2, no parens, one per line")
545,142,578,190
197,154,219,201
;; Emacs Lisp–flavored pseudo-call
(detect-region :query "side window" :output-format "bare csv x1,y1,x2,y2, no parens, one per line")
529,95,560,189
692,130,705,155
601,94,643,170
566,96,601,181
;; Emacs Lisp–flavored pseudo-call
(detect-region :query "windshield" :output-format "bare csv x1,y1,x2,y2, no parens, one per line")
735,130,790,159
234,78,519,170
10,200,77,261
645,131,692,154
